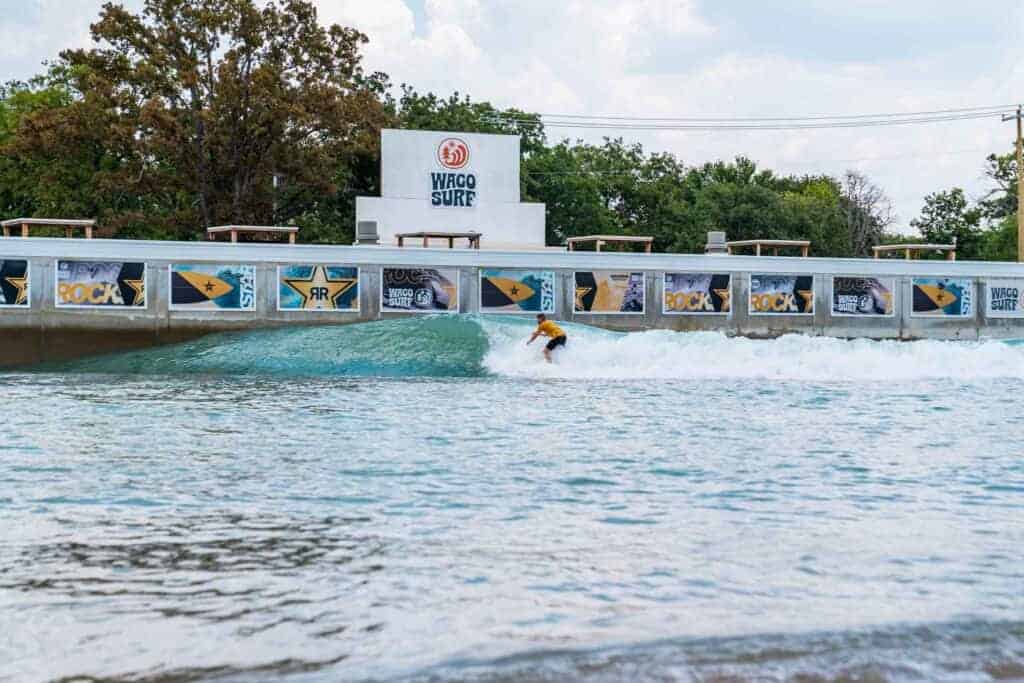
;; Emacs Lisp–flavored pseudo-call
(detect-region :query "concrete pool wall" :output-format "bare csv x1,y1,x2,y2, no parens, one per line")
3,238,1024,366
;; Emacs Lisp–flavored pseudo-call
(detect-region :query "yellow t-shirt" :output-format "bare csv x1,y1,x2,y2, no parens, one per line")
537,320,565,338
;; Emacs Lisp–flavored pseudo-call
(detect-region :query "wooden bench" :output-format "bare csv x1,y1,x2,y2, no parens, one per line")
873,243,956,261
207,225,298,244
566,235,653,253
1,218,95,239
395,231,481,249
726,239,810,257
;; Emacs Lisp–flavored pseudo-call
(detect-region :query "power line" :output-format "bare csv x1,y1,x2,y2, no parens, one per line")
482,104,1019,131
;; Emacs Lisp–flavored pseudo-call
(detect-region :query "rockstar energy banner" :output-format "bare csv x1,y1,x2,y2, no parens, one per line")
831,277,895,316
381,267,458,312
574,271,644,314
56,260,145,308
170,264,255,311
986,278,1024,318
750,274,814,315
480,269,555,313
912,277,973,317
0,259,29,307
663,273,730,315
278,265,359,311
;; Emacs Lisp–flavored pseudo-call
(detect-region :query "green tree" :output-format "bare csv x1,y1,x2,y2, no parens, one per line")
14,0,390,239
910,188,983,258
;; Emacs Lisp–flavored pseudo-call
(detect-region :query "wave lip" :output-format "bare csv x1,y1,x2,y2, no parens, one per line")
41,315,1024,381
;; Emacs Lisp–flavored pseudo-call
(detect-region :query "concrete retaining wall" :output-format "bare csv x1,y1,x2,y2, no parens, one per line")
2,238,1024,367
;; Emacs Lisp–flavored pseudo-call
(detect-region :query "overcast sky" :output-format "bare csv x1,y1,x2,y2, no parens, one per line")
3,0,1024,229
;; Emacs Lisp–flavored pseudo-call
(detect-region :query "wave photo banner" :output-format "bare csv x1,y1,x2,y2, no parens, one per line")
480,269,555,314
0,259,29,308
831,277,895,317
911,277,973,318
985,279,1024,318
574,271,644,314
56,260,146,308
170,264,256,311
278,265,359,312
381,267,459,313
749,274,814,315
662,273,731,315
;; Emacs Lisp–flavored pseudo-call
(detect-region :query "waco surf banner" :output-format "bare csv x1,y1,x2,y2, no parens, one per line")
911,277,973,318
170,264,255,311
278,265,359,312
985,279,1024,318
663,273,730,315
831,277,895,317
381,267,458,313
574,271,644,314
480,269,555,314
56,260,145,308
0,259,29,308
750,274,814,315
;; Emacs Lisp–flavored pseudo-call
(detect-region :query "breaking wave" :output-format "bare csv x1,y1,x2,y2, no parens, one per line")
45,314,1024,381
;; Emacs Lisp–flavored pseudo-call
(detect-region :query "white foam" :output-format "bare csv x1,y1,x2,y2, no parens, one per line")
480,319,1024,381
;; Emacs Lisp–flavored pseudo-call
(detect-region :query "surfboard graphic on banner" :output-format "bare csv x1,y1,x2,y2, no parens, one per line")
574,271,644,314
750,275,814,315
911,277,973,317
381,267,458,313
480,269,555,313
278,265,359,311
663,273,731,315
985,279,1024,318
831,277,894,316
0,259,29,308
56,260,146,308
170,264,255,311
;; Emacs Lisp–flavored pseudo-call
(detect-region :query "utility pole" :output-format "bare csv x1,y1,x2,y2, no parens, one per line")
1002,105,1024,262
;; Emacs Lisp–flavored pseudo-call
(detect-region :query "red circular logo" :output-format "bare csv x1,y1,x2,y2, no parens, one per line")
437,138,470,169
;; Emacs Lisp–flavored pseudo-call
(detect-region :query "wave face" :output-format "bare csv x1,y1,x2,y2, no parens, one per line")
50,315,1024,381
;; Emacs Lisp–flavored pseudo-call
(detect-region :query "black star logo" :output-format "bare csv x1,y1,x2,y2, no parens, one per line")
204,281,214,293
510,286,519,295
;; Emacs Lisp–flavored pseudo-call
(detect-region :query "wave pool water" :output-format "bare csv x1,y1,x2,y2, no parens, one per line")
3,317,1024,682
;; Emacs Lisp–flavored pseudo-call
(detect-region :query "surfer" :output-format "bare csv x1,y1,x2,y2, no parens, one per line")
527,313,567,363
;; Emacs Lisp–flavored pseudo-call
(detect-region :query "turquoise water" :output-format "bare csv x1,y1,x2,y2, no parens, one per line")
2,317,1023,682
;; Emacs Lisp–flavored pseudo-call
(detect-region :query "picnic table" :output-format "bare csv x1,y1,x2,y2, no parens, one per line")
566,235,653,253
872,243,956,261
726,239,810,257
1,218,95,239
395,231,481,249
207,225,298,244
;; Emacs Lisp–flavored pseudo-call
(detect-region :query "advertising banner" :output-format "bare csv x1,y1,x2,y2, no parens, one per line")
911,277,973,317
0,259,29,308
574,271,644,314
170,264,255,311
278,265,359,311
986,279,1024,318
480,269,555,313
56,260,145,308
831,277,895,317
750,274,814,315
662,273,731,315
381,267,459,313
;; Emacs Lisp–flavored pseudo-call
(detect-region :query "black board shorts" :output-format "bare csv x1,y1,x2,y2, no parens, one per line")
546,335,567,351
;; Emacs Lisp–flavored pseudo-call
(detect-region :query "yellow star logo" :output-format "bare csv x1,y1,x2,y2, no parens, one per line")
574,286,593,310
4,275,27,305
713,288,730,312
798,289,814,313
284,266,357,310
124,279,145,307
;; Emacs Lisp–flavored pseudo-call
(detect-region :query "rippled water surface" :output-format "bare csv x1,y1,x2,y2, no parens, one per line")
2,318,1024,682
